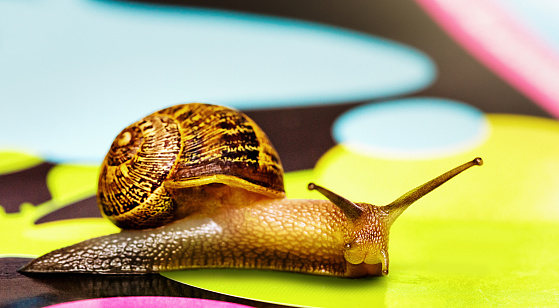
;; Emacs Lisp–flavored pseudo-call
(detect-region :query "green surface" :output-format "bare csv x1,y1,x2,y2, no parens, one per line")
163,115,559,307
164,219,559,307
0,163,118,257
2,114,559,306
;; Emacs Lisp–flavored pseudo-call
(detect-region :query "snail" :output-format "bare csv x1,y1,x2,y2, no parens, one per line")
19,103,482,277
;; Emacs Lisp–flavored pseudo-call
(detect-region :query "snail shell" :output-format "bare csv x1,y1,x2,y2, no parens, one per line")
19,103,483,277
97,103,284,229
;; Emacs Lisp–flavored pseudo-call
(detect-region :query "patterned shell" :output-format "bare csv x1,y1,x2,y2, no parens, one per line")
97,103,285,229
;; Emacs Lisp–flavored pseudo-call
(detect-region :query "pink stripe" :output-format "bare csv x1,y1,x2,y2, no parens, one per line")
45,297,252,308
415,0,559,118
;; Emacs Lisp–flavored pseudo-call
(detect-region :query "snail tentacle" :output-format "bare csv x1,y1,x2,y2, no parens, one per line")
383,157,483,225
308,183,363,220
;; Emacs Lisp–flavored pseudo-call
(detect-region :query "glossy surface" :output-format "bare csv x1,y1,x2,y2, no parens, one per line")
3,0,559,306
164,220,559,307
166,112,559,306
3,112,559,306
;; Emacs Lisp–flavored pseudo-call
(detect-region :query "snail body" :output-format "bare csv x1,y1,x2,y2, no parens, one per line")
19,103,482,277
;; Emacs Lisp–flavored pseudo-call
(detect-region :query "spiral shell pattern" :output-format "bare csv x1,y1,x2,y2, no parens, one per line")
98,103,285,229
98,115,181,229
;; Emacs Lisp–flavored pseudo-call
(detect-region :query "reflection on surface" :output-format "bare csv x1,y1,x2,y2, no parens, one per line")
164,268,387,307
1,258,288,308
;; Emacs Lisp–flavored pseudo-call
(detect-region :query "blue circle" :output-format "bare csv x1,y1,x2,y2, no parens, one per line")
333,98,489,159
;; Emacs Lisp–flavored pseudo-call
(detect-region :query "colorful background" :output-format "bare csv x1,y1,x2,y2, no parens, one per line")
1,0,559,307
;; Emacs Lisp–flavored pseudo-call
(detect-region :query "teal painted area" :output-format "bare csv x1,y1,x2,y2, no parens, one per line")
332,98,489,159
0,0,434,163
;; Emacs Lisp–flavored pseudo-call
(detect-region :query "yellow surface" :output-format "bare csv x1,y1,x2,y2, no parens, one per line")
0,163,118,257
314,114,559,222
2,114,559,306
0,151,43,175
164,114,559,306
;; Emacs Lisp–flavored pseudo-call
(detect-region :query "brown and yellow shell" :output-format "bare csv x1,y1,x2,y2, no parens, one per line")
97,103,285,229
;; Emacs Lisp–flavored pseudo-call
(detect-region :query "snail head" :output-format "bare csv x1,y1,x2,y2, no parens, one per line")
308,157,483,276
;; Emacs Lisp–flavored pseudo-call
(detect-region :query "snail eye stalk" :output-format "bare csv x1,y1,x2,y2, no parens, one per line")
308,183,363,220
384,157,483,225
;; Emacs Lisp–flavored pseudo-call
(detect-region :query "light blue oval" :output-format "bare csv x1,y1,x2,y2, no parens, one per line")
0,0,435,163
333,98,489,159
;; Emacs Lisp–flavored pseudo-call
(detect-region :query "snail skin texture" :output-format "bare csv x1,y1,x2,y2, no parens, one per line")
19,103,483,277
